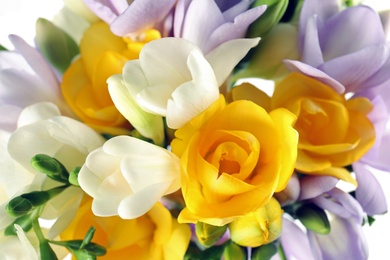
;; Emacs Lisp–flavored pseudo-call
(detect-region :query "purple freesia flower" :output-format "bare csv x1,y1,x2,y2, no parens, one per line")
174,0,266,53
284,0,390,94
0,35,73,132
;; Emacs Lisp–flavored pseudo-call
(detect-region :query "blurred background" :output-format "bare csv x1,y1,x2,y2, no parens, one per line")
0,0,389,259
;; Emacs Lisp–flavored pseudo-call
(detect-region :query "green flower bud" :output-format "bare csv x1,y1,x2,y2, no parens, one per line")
69,167,81,186
6,196,34,218
31,154,69,183
247,0,289,38
251,242,279,260
222,242,245,260
195,222,227,248
4,214,34,236
72,249,96,260
295,203,330,234
35,18,79,74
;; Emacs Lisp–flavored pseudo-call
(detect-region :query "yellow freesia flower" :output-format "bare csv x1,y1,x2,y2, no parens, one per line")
229,197,283,247
61,21,160,135
61,196,191,260
171,95,298,226
232,73,376,185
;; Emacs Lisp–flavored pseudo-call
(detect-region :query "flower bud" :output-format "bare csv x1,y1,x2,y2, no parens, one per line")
229,197,283,247
31,154,69,183
5,197,34,218
295,203,330,234
247,0,289,38
222,242,245,260
195,222,227,248
251,242,278,260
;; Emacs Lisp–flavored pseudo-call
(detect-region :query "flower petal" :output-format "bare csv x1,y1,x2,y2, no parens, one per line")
299,175,338,200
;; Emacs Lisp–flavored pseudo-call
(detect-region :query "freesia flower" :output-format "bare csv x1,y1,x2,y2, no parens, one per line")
171,95,298,226
114,37,260,129
229,197,283,247
78,135,181,219
61,197,191,259
0,35,73,132
285,0,390,94
61,21,160,136
235,73,375,183
0,227,38,260
173,0,266,53
6,102,104,237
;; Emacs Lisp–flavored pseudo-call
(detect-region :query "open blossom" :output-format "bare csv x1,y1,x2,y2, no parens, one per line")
171,95,298,226
61,21,160,135
112,37,259,129
0,35,72,132
234,73,375,183
78,135,181,219
285,0,390,94
61,197,191,259
6,102,104,236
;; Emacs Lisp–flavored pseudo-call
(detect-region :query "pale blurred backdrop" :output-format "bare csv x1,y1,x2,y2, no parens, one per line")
0,0,389,259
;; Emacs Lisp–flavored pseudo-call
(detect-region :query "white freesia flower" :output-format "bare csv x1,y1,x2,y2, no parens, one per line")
6,102,105,237
0,227,38,260
78,135,181,219
111,37,260,129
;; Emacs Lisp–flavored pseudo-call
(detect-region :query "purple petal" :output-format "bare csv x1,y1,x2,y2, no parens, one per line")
318,44,390,93
173,0,191,37
301,16,324,67
353,162,388,215
83,0,128,24
207,5,266,53
0,105,21,132
320,6,385,61
312,188,364,224
8,35,59,93
110,0,176,36
307,216,369,260
362,51,390,90
299,175,338,200
179,0,225,53
280,216,316,260
221,0,253,22
283,59,345,94
298,0,339,52
358,95,388,167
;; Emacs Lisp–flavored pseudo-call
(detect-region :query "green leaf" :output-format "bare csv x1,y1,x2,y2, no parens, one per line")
195,222,227,247
0,44,7,51
252,242,278,260
247,0,289,38
35,18,79,74
296,204,331,234
31,154,70,183
69,167,81,186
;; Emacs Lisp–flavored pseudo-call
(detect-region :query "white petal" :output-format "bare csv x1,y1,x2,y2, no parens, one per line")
108,74,164,145
206,37,260,86
118,182,171,219
14,225,39,260
17,102,61,128
166,49,219,129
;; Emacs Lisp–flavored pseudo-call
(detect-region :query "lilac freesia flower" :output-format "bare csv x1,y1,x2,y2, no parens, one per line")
284,0,390,94
174,0,266,53
0,35,73,132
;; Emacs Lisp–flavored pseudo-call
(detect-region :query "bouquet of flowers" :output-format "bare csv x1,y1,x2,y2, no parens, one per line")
1,0,389,259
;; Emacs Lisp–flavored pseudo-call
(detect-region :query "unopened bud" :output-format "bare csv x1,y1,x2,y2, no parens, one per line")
195,222,227,248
